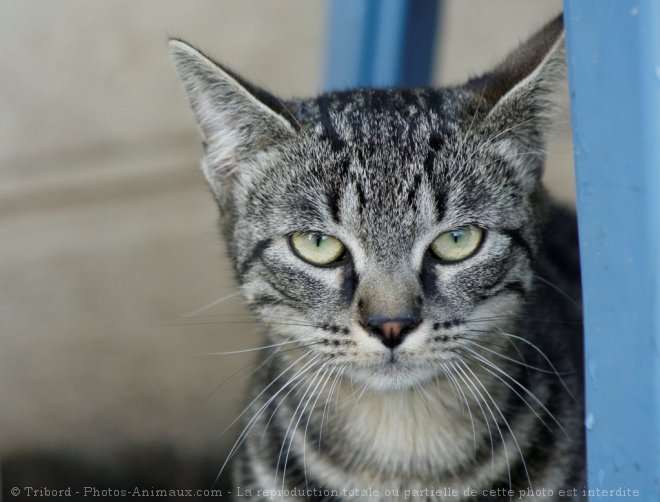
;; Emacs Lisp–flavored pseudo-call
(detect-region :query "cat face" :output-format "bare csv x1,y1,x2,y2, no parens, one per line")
170,17,563,391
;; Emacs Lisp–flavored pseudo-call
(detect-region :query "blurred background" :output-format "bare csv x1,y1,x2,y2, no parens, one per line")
0,0,570,491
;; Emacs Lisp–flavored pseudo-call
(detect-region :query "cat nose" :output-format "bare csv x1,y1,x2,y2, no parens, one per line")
363,316,421,349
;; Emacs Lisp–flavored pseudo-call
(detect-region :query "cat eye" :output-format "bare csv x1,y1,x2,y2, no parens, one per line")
430,227,484,263
290,232,346,266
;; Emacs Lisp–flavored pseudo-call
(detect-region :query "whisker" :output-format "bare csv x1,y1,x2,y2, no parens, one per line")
215,354,321,486
534,274,580,308
457,347,551,432
462,314,580,326
332,366,348,416
459,336,572,375
319,364,346,449
452,360,508,493
303,366,335,491
456,333,513,351
354,379,371,406
442,362,477,454
203,338,319,357
460,359,534,496
439,362,465,414
278,362,328,492
261,366,315,442
194,348,280,414
217,352,311,441
466,328,576,401
168,319,320,328
412,380,433,415
459,347,570,440
180,292,241,318
187,312,311,322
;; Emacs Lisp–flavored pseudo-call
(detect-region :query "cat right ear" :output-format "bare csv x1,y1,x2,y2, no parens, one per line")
461,15,565,187
168,39,296,202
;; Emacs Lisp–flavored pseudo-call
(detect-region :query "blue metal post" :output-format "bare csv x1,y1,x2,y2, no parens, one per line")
325,0,441,90
564,2,660,499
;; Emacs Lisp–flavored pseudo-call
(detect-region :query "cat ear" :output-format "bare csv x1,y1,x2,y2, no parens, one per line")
467,15,565,152
169,39,296,202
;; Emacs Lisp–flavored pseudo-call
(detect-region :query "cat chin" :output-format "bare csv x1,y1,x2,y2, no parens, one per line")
347,362,440,392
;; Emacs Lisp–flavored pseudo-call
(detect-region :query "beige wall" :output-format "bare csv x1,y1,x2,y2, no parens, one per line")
1,0,570,458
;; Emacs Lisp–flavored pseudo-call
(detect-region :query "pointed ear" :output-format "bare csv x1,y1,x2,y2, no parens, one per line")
467,15,565,137
168,39,296,202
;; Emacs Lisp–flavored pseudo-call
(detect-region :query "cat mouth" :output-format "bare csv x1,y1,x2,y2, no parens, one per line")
347,353,442,391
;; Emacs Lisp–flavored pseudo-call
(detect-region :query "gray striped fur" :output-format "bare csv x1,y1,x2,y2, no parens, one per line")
171,15,584,501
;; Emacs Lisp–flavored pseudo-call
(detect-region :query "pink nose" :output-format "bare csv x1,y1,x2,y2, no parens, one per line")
380,321,405,339
363,316,421,349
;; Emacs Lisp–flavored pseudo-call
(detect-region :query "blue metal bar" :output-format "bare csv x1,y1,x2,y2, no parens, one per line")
325,0,441,90
325,0,378,90
564,2,660,499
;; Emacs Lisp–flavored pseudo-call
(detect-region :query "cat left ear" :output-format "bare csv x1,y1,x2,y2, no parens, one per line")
169,39,296,144
169,39,296,201
467,15,565,135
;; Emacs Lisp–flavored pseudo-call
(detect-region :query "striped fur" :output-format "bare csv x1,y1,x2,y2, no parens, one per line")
171,15,585,501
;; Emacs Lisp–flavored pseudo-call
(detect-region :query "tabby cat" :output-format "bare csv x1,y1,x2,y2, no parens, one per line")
171,15,584,501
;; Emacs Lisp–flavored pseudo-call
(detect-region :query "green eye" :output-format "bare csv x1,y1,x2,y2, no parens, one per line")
430,227,484,262
290,233,346,266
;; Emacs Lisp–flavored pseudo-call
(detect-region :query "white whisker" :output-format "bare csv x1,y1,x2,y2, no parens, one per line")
442,361,477,454
204,338,317,356
216,354,322,486
462,347,570,439
450,360,497,482
461,360,533,495
534,274,580,308
469,328,576,401
278,362,328,495
180,292,241,318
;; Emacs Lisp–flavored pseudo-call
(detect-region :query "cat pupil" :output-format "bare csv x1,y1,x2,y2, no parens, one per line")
451,230,463,244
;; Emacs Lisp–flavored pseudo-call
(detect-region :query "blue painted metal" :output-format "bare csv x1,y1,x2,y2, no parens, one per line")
564,2,660,499
325,0,441,90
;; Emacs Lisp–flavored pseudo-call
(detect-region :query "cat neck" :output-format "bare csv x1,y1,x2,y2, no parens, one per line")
317,363,510,481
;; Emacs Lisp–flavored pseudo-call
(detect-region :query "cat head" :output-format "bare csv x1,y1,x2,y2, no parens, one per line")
170,16,565,391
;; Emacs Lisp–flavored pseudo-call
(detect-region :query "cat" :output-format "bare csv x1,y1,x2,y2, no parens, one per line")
170,14,584,501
